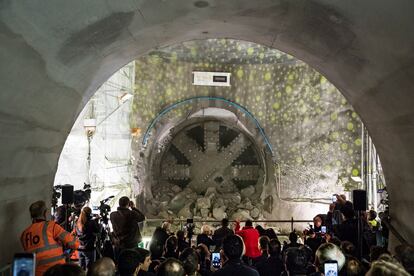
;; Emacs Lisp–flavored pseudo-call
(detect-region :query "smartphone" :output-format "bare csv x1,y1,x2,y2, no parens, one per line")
212,252,221,269
324,260,338,276
13,253,35,276
332,194,337,203
321,226,327,234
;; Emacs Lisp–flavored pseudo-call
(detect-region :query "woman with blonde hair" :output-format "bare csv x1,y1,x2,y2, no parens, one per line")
75,206,99,270
197,224,215,248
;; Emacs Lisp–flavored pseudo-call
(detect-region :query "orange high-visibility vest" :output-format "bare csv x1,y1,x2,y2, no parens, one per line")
20,220,79,276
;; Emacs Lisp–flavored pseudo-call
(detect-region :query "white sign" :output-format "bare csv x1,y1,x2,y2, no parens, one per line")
192,71,231,87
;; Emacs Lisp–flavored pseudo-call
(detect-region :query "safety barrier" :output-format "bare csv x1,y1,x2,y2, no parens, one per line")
143,217,314,234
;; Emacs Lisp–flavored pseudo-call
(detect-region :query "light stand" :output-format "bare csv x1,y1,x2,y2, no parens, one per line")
64,203,71,232
83,119,96,186
357,210,363,259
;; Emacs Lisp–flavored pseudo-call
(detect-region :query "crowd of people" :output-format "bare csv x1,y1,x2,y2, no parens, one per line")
18,194,414,276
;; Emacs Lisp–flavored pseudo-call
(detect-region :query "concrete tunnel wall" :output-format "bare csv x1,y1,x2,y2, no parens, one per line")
1,0,414,266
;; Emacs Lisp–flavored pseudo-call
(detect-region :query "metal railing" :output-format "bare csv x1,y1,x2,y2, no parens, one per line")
145,217,314,233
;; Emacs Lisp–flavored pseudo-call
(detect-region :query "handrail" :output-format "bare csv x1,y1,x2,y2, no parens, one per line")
145,218,313,223
145,218,314,232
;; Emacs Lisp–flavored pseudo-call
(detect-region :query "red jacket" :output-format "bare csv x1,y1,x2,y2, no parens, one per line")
235,222,261,258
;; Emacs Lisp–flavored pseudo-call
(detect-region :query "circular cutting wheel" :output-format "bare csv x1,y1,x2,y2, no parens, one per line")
158,120,264,194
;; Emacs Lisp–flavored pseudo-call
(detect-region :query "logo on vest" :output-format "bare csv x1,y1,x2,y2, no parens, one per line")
25,232,40,247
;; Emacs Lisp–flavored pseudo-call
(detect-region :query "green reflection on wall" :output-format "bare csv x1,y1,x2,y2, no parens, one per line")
131,39,362,197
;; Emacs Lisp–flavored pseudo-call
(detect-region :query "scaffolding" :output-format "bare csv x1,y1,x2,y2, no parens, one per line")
54,62,135,210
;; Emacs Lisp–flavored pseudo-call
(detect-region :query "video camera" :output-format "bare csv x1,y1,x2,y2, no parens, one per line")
52,183,91,209
99,195,114,225
184,218,195,246
94,195,114,259
184,218,194,233
74,183,92,205
52,185,62,209
303,224,314,236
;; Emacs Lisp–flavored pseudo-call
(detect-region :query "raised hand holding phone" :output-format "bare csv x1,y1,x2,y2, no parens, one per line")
324,260,338,276
212,252,221,269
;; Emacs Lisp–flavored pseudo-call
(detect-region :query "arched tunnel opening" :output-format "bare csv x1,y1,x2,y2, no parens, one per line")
54,39,387,238
2,1,414,270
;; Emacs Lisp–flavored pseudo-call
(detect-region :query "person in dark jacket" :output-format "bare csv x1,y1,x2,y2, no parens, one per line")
118,249,140,276
177,230,190,254
110,196,145,261
87,257,116,276
135,248,155,276
196,244,212,276
258,239,283,276
282,231,301,256
283,246,313,276
179,248,201,276
255,236,270,272
197,225,215,248
335,207,359,247
156,258,185,276
313,215,324,233
304,229,324,258
75,206,100,270
255,225,267,237
265,228,278,240
164,236,179,259
212,219,234,249
149,221,171,260
212,234,259,276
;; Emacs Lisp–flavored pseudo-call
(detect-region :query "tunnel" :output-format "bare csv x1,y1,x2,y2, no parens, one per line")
1,0,414,267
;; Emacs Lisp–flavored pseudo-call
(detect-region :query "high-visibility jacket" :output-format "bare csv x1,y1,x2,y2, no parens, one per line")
20,220,79,276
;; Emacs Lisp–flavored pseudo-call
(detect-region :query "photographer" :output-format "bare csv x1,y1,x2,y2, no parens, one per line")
74,206,99,270
303,228,325,259
110,196,145,261
95,195,114,259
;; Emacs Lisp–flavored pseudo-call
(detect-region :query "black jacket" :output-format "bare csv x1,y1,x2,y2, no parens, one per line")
137,271,156,276
178,239,190,253
254,253,268,273
149,227,170,259
212,227,234,248
75,218,100,251
197,234,215,248
335,218,358,246
110,207,145,248
257,255,283,276
212,259,259,276
305,236,324,256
